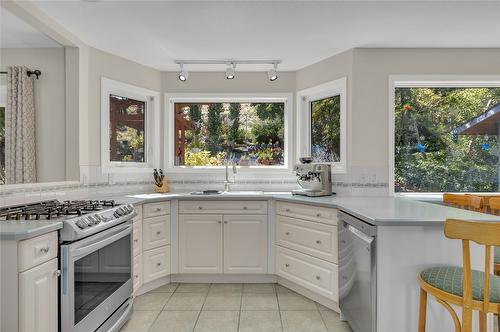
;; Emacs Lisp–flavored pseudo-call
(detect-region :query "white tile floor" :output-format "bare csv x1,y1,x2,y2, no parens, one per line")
120,283,352,332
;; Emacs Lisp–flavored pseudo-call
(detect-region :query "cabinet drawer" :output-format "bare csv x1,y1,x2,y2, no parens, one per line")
179,201,268,214
133,220,143,257
143,215,170,250
143,201,170,218
277,246,338,301
276,202,337,225
18,232,58,272
143,245,170,284
277,215,337,263
133,204,143,220
133,253,143,294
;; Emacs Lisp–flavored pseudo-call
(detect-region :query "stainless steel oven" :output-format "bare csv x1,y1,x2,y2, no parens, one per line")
60,221,133,332
338,211,377,332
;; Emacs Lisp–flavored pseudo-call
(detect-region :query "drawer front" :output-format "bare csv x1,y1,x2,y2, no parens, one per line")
276,201,337,225
277,246,338,301
143,245,170,284
143,201,171,218
179,201,268,214
143,215,170,250
277,215,338,263
133,253,143,294
18,232,58,272
133,204,143,220
133,220,143,257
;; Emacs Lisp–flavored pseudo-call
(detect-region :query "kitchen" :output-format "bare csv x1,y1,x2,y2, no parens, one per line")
1,1,500,332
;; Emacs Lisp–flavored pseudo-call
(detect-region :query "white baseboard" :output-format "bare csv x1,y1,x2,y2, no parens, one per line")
277,276,340,313
170,273,277,283
135,276,171,296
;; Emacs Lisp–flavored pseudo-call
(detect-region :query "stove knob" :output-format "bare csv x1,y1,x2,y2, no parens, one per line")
76,219,88,229
93,215,102,224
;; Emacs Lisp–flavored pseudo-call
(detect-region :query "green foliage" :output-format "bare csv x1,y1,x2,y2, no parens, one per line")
228,103,241,145
395,87,500,192
311,96,340,162
185,150,226,166
251,103,284,145
206,103,224,152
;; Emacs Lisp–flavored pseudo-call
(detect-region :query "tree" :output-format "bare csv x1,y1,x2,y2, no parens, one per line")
311,96,341,162
206,103,223,153
251,103,284,146
228,103,240,145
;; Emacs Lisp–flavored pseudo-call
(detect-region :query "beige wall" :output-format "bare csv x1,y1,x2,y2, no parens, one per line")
1,47,67,183
84,47,163,166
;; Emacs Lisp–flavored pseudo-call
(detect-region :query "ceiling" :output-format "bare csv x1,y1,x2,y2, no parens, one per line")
1,7,62,48
31,1,500,71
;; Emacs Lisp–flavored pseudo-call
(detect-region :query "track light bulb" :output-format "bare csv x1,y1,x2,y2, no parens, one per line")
178,64,188,82
226,63,236,80
268,63,278,81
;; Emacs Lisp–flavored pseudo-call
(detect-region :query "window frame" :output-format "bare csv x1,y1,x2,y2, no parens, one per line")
100,77,160,173
296,77,347,173
388,75,500,196
164,93,294,173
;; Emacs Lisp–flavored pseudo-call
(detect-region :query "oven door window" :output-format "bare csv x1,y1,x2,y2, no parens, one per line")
74,234,131,324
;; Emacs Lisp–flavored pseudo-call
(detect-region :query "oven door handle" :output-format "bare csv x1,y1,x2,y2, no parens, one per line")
72,224,132,259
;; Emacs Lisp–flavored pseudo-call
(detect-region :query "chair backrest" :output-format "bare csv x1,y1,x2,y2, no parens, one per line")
443,193,484,212
488,197,500,215
444,219,500,314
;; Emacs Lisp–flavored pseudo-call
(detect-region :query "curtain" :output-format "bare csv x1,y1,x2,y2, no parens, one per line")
5,66,36,184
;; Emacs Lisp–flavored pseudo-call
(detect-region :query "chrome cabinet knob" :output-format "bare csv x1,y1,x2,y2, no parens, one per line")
156,208,161,212
243,206,247,210
316,213,321,217
198,206,203,210
316,276,321,280
285,208,291,212
134,239,138,243
224,221,228,224
218,220,222,224
285,263,290,268
316,240,321,244
157,262,161,266
156,231,161,235
285,232,290,236
40,247,50,253
54,270,61,277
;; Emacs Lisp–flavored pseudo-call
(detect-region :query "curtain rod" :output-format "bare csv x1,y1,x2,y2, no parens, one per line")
0,69,42,79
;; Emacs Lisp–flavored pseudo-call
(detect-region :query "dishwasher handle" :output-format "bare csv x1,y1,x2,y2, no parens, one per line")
345,223,374,244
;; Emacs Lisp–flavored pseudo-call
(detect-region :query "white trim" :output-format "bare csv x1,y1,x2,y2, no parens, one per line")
296,77,347,173
388,75,500,196
100,77,160,174
163,93,294,174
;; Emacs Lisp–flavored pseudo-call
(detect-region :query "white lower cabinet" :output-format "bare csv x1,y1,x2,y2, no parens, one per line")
19,258,58,332
223,215,268,274
179,215,223,273
133,253,143,293
143,245,171,283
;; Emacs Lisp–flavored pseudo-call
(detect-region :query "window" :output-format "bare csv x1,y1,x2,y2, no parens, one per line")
166,94,292,170
392,78,500,193
0,79,5,184
101,78,160,173
297,77,347,172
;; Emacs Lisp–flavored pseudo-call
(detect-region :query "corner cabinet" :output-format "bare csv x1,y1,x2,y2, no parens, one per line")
178,201,268,274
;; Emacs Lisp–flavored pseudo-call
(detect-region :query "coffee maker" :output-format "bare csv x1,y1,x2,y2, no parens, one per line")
292,162,333,197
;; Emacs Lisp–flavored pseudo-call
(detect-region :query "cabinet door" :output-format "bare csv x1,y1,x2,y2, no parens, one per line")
143,246,170,284
223,215,268,274
133,253,143,294
19,258,58,332
143,215,170,250
133,219,143,257
179,215,223,273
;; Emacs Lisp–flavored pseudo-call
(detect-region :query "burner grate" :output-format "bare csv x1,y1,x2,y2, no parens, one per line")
0,199,117,221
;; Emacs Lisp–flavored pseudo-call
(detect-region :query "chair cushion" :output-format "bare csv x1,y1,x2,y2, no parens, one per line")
420,266,500,303
495,247,500,264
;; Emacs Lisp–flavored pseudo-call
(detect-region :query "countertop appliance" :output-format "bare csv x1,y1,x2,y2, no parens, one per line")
338,210,377,332
292,163,333,197
1,200,137,332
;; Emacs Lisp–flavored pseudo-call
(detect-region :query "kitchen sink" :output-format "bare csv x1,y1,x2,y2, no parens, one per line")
189,190,264,196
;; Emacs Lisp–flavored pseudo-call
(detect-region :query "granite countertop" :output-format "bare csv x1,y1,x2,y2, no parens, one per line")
3,190,500,240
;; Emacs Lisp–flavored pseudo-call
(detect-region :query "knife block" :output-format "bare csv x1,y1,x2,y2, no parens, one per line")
154,178,169,193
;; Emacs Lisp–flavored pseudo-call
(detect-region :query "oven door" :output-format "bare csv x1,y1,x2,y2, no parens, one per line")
60,221,133,332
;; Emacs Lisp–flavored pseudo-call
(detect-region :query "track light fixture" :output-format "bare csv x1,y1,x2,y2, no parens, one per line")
178,63,188,82
173,60,282,82
267,63,278,81
225,62,236,80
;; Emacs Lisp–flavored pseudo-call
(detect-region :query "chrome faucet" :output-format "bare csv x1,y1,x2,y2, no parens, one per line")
224,157,237,192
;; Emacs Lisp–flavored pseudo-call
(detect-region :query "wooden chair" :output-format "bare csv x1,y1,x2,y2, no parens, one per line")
418,219,500,332
443,193,485,212
487,197,500,277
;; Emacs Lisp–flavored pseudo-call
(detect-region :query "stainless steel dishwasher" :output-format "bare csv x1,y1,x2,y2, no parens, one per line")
338,210,377,332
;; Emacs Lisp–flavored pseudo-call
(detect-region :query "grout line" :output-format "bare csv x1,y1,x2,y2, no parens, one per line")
146,310,162,332
275,283,285,332
192,283,211,331
237,285,243,332
317,308,330,332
